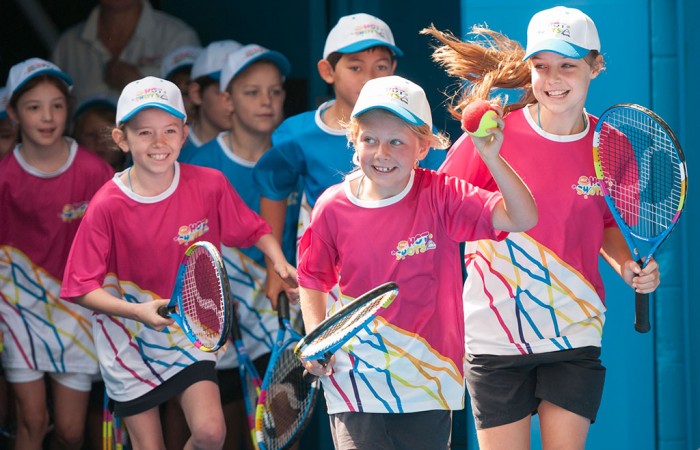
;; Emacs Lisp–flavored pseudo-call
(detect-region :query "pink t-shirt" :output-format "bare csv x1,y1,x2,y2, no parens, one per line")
298,168,504,414
61,163,270,401
440,107,618,355
0,140,113,373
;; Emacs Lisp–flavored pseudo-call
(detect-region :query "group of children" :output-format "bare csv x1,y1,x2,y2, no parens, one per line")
0,6,662,450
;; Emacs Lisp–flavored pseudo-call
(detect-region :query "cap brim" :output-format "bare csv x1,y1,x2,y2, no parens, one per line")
524,39,591,60
353,104,425,126
335,39,403,57
118,104,186,125
220,51,291,91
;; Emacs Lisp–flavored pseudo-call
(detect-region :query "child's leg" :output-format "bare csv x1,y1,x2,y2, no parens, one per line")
7,374,49,450
179,379,226,450
49,376,90,448
123,406,166,450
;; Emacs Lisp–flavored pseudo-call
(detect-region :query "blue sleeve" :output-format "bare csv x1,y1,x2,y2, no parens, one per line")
253,137,306,201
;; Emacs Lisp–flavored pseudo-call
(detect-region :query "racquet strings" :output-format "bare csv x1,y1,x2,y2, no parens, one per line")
259,348,316,449
598,108,685,240
181,247,226,348
301,289,394,360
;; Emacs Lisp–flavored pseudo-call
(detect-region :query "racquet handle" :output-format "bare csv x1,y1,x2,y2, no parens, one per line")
157,305,176,318
302,351,332,383
634,292,650,333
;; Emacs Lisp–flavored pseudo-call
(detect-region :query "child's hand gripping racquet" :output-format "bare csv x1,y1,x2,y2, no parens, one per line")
230,296,264,449
593,103,688,333
255,292,320,450
157,241,232,352
294,281,399,381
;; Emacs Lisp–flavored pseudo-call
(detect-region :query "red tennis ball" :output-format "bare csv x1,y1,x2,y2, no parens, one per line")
462,100,498,137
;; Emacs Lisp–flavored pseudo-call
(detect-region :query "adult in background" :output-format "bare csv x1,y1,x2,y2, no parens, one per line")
52,0,200,104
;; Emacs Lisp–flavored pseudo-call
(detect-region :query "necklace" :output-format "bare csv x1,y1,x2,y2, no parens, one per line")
128,167,134,192
537,103,587,132
355,174,365,198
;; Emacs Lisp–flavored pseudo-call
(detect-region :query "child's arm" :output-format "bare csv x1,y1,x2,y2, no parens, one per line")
600,227,661,293
298,286,334,377
255,234,298,307
72,288,174,331
471,118,538,232
260,196,291,303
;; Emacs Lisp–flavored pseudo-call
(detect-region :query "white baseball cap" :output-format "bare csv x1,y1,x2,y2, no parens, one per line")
219,44,291,91
7,57,73,100
161,45,202,79
116,76,186,126
0,87,9,120
190,40,243,81
323,13,403,59
524,6,600,60
351,75,432,129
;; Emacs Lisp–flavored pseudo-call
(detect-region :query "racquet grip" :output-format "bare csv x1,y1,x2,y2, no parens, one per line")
157,305,176,318
634,292,650,333
302,351,332,383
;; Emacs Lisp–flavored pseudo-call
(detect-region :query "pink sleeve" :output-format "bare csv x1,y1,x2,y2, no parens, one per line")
297,223,339,293
217,174,271,248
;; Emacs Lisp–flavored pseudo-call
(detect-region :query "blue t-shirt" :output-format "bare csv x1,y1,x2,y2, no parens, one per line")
188,133,301,264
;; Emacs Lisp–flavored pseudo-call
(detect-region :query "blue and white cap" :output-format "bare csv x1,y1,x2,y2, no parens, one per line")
323,13,402,59
161,45,202,79
524,6,600,60
351,75,432,129
190,40,243,81
220,44,291,91
116,76,186,126
7,57,73,100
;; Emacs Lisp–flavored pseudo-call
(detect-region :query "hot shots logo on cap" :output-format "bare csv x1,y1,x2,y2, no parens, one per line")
352,23,387,39
130,87,170,104
540,21,572,39
385,85,409,105
25,61,54,76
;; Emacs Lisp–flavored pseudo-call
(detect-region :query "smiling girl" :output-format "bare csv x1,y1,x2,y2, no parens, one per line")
0,58,113,450
297,75,536,450
424,7,661,449
60,76,297,450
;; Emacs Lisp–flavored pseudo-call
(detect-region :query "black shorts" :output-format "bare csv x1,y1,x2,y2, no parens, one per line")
465,346,606,429
217,353,271,405
112,361,217,417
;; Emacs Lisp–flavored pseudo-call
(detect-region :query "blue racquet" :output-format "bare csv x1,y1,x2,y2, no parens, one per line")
593,103,688,333
157,241,232,351
255,292,320,450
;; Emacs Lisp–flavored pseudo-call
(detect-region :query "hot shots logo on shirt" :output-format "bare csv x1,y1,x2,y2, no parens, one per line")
174,218,209,245
571,175,605,199
391,231,436,260
59,202,88,222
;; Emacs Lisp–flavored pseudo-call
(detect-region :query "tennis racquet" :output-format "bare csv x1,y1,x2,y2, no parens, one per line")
158,241,232,352
294,281,399,380
230,296,264,449
592,103,688,333
255,292,320,450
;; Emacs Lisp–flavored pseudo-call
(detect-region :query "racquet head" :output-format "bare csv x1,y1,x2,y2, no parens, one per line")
593,103,687,247
177,241,232,351
294,281,398,362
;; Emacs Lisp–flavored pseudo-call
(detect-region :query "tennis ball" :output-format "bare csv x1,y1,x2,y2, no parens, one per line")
462,100,498,137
